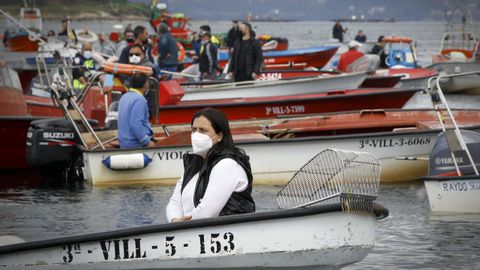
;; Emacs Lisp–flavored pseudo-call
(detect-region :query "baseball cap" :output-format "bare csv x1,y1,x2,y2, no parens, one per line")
348,40,363,48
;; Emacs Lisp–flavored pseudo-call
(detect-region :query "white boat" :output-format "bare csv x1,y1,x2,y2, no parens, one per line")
428,7,480,94
423,71,480,213
181,72,367,101
75,109,480,186
424,175,480,213
427,61,480,94
0,149,389,269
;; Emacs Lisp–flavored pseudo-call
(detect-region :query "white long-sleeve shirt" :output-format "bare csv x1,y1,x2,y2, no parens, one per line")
166,158,248,222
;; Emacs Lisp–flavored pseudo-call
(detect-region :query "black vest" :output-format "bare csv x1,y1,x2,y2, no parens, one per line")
181,149,255,216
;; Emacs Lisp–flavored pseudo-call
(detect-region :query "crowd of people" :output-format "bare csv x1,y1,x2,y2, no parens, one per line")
332,21,389,72
27,19,393,223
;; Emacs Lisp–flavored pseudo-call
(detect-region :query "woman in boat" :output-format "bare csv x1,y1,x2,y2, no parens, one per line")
166,108,255,223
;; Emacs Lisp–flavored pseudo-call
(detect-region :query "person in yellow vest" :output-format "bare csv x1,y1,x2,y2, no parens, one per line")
72,42,97,91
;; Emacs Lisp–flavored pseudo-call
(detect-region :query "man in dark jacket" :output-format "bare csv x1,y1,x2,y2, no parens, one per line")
198,31,218,80
157,22,179,80
226,20,242,51
227,22,263,82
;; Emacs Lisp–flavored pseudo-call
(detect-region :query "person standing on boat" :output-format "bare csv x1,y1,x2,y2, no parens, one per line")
227,21,263,82
370,35,388,68
117,72,155,149
354,30,367,43
226,20,242,52
156,22,179,80
198,31,218,80
72,42,97,91
166,108,255,222
336,40,364,72
332,21,347,43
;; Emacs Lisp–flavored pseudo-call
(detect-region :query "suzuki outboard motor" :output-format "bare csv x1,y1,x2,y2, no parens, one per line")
429,130,480,176
26,118,83,166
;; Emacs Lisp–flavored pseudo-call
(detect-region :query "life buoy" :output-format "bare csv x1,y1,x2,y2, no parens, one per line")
177,42,185,62
75,29,99,43
383,36,413,44
102,62,153,76
102,153,152,170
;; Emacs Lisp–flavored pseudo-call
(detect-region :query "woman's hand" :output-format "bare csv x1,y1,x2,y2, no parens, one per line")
171,215,192,223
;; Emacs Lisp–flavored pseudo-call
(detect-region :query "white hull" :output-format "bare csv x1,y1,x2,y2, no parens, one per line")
181,72,367,101
428,62,480,94
84,129,444,186
424,176,480,213
0,205,381,269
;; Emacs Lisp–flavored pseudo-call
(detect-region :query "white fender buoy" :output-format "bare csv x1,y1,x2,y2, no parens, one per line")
75,29,98,43
102,153,152,170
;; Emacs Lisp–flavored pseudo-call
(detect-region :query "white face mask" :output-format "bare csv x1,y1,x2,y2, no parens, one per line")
191,132,215,157
129,55,141,64
83,50,92,59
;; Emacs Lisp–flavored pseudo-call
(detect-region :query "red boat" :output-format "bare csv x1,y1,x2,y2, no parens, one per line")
0,65,44,170
215,46,339,70
153,86,419,125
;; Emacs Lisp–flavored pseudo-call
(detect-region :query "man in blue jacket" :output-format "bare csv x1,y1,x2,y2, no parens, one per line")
157,22,179,80
118,73,155,148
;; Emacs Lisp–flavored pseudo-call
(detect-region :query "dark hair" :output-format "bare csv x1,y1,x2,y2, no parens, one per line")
129,43,145,54
232,20,238,23
191,108,244,157
240,21,255,38
133,25,146,39
130,72,148,89
200,25,211,32
378,35,385,43
157,22,169,34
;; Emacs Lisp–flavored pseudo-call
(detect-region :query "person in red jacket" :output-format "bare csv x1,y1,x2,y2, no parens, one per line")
337,40,365,72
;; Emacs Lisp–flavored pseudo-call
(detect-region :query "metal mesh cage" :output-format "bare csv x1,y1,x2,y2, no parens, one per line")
276,148,380,212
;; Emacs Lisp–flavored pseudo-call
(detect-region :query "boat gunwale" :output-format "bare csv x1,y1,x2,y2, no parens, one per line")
82,123,480,154
422,174,480,181
0,203,388,255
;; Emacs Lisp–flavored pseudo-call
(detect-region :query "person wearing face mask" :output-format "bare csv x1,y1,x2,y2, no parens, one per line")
118,25,153,64
116,27,135,57
128,44,157,118
117,72,156,149
227,21,263,82
72,42,97,91
198,31,218,80
166,108,255,223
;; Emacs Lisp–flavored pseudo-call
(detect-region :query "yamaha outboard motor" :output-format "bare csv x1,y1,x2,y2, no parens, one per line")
429,130,480,176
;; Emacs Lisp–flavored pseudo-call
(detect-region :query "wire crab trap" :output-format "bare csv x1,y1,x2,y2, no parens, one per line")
276,148,380,214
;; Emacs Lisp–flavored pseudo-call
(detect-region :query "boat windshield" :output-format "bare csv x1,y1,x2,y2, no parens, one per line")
0,66,22,90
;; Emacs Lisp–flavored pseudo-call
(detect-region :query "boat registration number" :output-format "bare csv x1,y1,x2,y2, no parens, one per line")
265,105,305,115
359,137,431,149
60,232,236,263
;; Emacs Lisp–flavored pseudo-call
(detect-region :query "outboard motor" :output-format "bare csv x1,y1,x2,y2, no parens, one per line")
26,118,97,186
428,130,480,176
26,118,83,166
